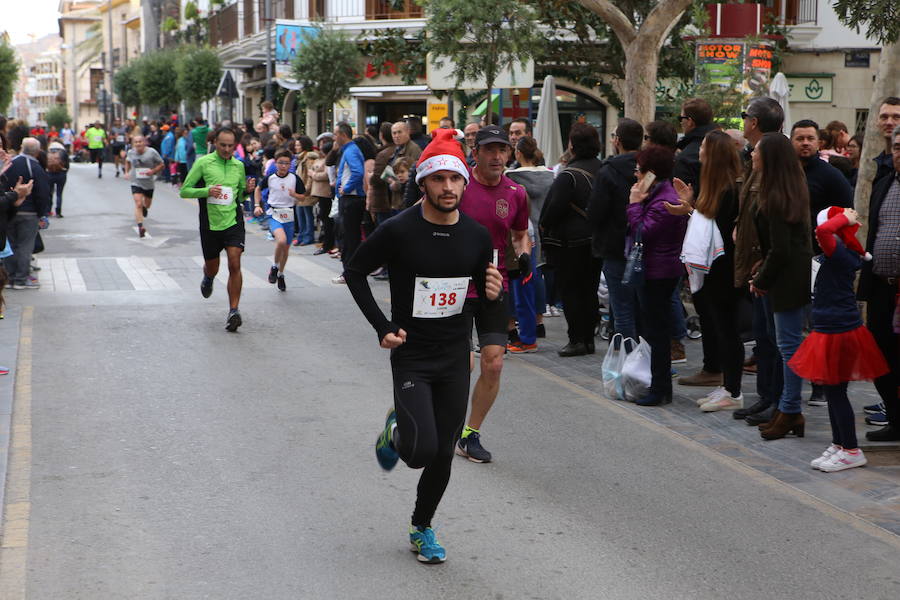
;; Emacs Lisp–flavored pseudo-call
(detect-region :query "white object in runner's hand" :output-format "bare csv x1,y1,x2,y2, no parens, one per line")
412,277,469,318
492,249,499,266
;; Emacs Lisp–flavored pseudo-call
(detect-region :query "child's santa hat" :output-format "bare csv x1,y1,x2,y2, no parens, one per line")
816,206,870,259
415,128,470,185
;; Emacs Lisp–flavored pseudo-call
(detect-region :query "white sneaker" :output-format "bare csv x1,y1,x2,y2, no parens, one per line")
331,275,346,285
696,386,728,407
819,449,867,472
810,444,841,469
700,390,744,412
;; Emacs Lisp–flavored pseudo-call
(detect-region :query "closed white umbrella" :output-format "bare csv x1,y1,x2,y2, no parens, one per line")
769,72,792,136
534,75,564,167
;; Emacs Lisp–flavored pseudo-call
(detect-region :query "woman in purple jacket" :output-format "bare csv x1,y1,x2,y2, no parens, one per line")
626,145,689,405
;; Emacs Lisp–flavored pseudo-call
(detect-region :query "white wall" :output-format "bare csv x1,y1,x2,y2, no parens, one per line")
804,1,881,48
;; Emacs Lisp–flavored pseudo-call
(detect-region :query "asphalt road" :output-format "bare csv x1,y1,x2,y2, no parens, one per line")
3,162,900,599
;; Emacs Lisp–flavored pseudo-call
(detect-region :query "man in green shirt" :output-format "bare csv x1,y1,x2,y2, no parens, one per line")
180,127,256,332
191,119,210,157
85,121,107,178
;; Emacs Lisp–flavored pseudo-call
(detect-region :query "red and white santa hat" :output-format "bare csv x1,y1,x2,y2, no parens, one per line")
816,206,870,259
415,128,470,184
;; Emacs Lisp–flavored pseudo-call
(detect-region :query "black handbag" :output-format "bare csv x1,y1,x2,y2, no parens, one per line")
623,224,644,287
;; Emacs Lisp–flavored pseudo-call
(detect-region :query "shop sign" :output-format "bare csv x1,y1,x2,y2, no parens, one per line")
786,76,833,103
426,54,534,90
427,103,449,133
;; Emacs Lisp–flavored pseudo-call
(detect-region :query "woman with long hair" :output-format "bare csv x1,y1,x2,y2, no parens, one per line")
750,132,813,439
846,134,863,187
673,130,746,411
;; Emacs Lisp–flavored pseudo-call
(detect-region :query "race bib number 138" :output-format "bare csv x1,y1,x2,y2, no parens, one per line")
412,276,469,318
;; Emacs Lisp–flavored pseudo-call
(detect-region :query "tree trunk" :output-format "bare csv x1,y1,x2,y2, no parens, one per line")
623,37,660,125
855,42,900,243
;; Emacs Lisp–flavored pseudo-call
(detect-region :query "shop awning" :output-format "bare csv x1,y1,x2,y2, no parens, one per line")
472,92,501,116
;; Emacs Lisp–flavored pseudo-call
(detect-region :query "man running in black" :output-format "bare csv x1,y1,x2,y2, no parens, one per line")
344,129,503,564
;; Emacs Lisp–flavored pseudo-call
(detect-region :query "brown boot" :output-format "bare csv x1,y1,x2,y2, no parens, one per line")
671,339,686,364
757,409,781,431
677,369,722,387
760,412,805,440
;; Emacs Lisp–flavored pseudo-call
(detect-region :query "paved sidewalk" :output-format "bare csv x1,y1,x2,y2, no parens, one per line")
517,315,900,537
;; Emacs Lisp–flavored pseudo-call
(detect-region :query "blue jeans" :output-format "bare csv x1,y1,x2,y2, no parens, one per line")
770,304,806,414
511,250,538,344
295,205,314,244
603,257,638,340
752,296,783,405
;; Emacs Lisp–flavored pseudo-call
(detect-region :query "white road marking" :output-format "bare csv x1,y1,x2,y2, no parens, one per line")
191,256,269,288
115,257,180,291
284,256,341,287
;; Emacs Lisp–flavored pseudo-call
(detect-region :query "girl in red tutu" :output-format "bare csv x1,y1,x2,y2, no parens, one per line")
789,206,889,472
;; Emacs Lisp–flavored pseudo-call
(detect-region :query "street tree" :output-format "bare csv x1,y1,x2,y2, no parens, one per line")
113,62,142,110
176,46,222,108
832,0,900,238
134,49,181,111
290,28,362,114
577,0,694,125
419,0,543,125
0,40,20,114
44,104,73,130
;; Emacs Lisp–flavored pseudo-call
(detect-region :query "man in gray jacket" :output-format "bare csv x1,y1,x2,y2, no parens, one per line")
4,138,50,289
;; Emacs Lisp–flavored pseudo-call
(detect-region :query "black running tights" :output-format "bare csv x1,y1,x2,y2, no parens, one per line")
390,341,470,528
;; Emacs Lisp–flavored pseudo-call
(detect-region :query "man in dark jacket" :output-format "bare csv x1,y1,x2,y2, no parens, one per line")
873,97,900,186
674,98,717,189
857,125,900,442
588,118,642,340
791,120,854,253
4,138,50,289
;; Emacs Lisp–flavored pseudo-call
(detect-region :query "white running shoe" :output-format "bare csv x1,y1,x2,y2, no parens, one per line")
701,392,744,412
696,386,728,406
331,275,346,285
818,449,867,472
810,444,841,469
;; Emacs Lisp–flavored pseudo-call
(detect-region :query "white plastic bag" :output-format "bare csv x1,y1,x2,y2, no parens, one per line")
621,336,652,402
329,197,340,219
602,334,635,401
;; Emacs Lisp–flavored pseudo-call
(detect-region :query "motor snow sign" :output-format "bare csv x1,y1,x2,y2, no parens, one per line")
786,75,833,103
695,40,773,96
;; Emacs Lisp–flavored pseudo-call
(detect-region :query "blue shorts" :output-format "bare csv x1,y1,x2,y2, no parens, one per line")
268,215,295,242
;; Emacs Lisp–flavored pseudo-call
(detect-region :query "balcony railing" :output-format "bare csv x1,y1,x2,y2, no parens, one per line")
765,0,818,26
210,3,240,46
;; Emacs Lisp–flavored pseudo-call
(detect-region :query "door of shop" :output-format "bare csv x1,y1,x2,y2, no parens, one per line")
363,101,427,127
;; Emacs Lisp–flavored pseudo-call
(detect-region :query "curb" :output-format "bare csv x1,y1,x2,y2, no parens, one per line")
0,305,23,514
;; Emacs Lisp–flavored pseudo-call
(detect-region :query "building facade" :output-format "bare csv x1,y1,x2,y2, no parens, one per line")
773,0,882,133
59,0,104,131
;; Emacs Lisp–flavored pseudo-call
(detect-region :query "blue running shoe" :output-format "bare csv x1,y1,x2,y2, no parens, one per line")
375,408,399,471
409,525,446,564
864,401,885,415
866,411,888,427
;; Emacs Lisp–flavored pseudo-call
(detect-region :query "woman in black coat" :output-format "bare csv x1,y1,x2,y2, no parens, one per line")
540,123,604,357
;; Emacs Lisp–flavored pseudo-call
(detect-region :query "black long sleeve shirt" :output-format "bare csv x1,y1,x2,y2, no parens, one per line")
344,205,498,347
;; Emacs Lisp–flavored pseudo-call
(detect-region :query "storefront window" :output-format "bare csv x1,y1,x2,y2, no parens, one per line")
530,86,607,156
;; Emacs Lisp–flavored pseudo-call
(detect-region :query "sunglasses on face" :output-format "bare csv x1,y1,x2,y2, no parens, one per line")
677,115,690,122
741,111,752,120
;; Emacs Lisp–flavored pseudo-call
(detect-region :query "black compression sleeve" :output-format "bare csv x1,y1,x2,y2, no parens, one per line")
344,225,398,342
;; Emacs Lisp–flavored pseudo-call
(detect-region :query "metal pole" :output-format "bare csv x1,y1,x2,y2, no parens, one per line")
106,0,114,126
265,0,273,102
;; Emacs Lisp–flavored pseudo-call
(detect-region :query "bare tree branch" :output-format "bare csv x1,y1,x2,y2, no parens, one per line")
576,0,636,45
642,0,694,43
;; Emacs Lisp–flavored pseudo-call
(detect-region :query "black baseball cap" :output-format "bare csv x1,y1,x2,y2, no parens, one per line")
475,126,510,147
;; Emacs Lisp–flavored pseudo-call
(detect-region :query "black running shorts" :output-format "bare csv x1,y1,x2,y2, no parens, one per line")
130,186,154,198
200,223,245,260
463,294,510,349
89,148,103,163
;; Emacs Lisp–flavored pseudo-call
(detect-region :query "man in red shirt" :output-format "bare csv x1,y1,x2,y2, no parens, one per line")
456,126,530,463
